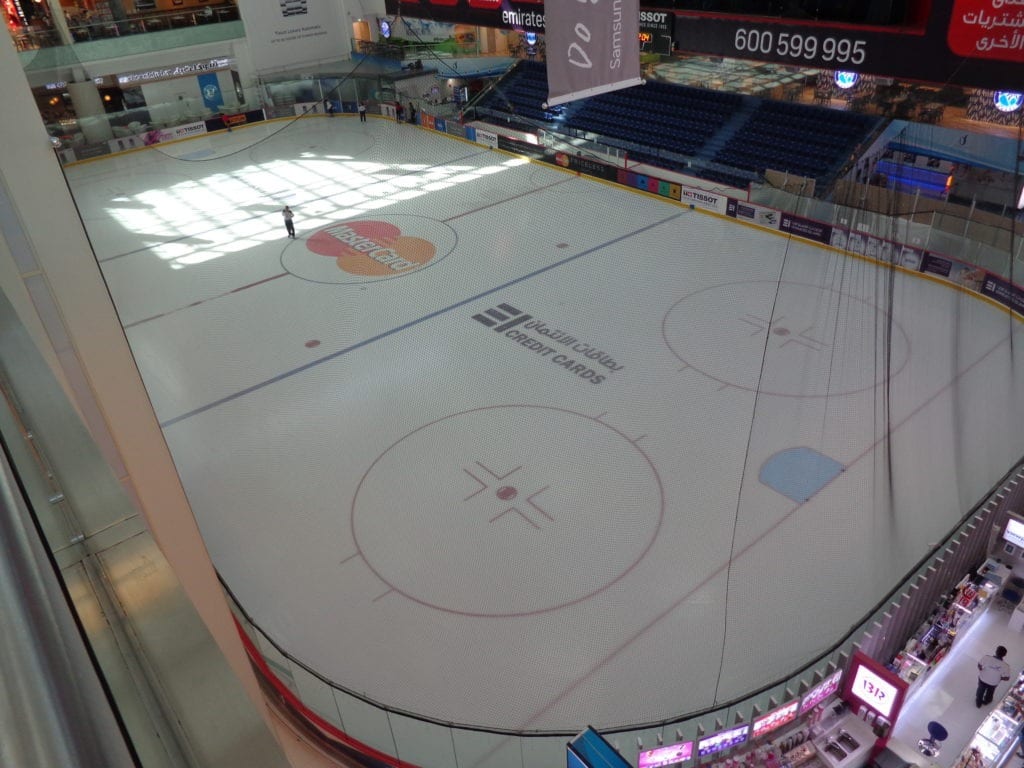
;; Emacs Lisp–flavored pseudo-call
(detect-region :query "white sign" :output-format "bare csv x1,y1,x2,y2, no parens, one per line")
475,128,498,149
680,186,727,214
851,663,898,718
116,58,233,86
240,0,350,73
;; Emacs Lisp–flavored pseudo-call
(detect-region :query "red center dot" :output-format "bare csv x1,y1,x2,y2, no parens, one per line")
496,486,517,501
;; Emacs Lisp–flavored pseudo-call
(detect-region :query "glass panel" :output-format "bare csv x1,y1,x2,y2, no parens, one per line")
389,712,458,768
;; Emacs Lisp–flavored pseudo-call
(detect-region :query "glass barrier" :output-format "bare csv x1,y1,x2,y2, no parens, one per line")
0,283,285,767
39,63,1024,767
752,187,1024,282
228,458,1019,768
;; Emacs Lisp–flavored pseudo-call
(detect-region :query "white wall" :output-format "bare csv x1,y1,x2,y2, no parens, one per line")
0,19,295,768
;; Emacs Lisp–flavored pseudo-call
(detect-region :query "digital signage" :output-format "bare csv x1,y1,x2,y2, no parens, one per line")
842,651,908,721
697,725,749,757
800,670,843,714
384,0,1022,89
639,741,694,768
752,700,799,739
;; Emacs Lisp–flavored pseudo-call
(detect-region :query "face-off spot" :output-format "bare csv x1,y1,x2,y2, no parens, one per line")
663,280,911,397
352,405,664,616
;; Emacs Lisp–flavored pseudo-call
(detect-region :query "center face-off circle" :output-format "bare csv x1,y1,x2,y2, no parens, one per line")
352,406,664,616
662,280,910,397
282,214,457,284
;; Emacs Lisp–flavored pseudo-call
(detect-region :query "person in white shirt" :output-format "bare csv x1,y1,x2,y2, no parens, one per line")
977,645,1011,708
282,206,295,239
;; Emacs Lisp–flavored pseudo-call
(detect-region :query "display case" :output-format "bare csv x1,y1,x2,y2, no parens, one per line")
890,569,1002,697
951,671,1024,768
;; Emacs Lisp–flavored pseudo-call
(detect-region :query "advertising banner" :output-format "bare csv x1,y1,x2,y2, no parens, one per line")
671,0,1021,89
680,185,727,213
474,127,498,148
544,0,643,107
138,121,208,146
919,253,988,289
726,198,781,229
947,0,1024,61
618,169,682,202
239,0,349,73
638,742,694,768
204,109,266,133
920,252,956,278
386,0,544,33
639,10,675,55
198,72,224,111
497,134,546,159
980,273,1024,315
385,0,1022,88
780,213,832,244
548,150,620,182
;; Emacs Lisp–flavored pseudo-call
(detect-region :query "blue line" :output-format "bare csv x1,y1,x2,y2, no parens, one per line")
160,211,683,428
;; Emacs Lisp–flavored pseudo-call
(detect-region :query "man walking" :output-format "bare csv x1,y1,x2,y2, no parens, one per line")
977,645,1011,708
282,205,295,239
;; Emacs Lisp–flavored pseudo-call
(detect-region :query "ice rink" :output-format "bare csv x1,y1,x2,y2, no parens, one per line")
65,114,1024,733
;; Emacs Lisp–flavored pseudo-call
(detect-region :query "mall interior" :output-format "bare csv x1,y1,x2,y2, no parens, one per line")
1,0,1024,767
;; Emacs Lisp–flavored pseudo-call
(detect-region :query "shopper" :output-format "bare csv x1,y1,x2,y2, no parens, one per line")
282,206,295,239
358,101,367,122
976,645,1010,708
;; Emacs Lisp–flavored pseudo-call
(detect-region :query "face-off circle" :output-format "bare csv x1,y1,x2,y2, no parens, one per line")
662,280,910,397
351,405,664,616
282,214,457,284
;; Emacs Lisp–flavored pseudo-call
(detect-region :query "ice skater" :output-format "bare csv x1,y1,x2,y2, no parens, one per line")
282,205,295,239
358,101,367,122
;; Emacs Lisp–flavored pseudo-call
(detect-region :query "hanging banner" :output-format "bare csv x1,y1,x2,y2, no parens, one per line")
544,0,643,108
197,72,224,111
239,0,349,73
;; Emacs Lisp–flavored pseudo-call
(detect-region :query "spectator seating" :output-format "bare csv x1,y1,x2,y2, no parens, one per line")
472,60,880,190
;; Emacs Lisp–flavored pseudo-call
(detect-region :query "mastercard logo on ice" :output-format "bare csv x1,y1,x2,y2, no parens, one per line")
283,216,457,284
307,220,435,276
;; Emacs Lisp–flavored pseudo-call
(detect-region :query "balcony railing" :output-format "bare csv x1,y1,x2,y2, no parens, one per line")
8,3,239,51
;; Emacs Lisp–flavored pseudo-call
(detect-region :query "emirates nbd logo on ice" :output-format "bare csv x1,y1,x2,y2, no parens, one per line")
472,302,624,385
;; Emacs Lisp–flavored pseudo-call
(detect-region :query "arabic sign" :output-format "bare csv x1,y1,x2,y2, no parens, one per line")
948,0,1024,61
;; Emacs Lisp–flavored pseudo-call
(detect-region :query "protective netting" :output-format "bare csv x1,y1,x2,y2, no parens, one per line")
50,30,1024,735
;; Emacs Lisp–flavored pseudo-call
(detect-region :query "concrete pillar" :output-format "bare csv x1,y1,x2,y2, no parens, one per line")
67,80,113,142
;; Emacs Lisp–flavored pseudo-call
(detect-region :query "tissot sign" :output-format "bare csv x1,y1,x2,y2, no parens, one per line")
639,10,675,54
